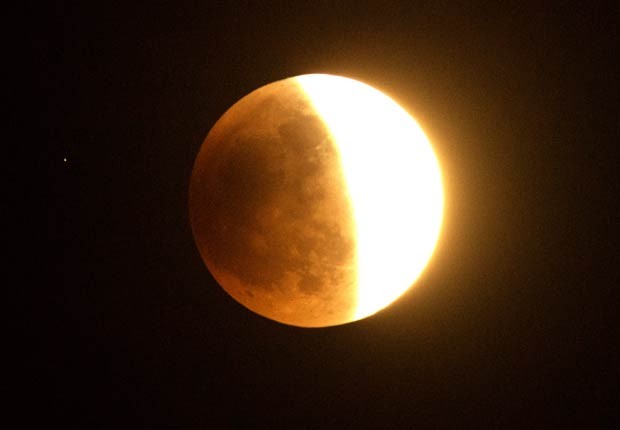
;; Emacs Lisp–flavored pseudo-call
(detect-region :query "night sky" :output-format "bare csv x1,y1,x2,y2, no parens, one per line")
39,2,616,427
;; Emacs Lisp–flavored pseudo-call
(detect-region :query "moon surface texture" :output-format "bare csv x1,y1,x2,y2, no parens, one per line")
189,74,443,327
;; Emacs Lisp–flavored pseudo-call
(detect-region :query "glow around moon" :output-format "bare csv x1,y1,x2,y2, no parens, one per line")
189,74,443,327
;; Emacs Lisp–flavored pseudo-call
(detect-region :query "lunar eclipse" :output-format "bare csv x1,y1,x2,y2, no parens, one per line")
189,74,443,327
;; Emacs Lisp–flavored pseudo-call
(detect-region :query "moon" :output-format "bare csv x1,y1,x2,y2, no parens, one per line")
189,74,443,327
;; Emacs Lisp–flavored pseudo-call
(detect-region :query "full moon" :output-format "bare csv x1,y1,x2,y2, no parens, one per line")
189,74,443,327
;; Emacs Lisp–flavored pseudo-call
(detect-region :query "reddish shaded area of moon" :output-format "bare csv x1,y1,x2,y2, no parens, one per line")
189,78,358,327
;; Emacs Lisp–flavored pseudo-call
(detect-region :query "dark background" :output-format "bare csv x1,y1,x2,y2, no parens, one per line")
38,1,616,427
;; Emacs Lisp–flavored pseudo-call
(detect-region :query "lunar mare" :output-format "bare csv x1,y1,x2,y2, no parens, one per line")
189,78,358,327
189,74,443,327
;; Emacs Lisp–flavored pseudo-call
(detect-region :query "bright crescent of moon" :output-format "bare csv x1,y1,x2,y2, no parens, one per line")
296,75,444,321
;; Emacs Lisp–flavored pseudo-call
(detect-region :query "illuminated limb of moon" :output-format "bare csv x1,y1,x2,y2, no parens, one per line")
296,75,444,321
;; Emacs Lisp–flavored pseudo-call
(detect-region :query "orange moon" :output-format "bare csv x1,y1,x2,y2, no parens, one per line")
189,74,443,327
